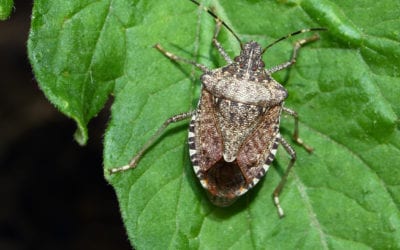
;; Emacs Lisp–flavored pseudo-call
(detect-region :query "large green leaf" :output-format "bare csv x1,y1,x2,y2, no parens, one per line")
29,0,400,249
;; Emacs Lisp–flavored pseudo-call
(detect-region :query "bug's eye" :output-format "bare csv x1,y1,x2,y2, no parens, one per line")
259,61,265,68
234,56,240,62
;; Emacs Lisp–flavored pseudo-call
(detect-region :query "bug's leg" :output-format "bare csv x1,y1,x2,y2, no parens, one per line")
109,111,195,174
283,107,313,153
189,0,237,63
273,136,296,218
266,34,320,74
154,44,210,73
212,19,233,64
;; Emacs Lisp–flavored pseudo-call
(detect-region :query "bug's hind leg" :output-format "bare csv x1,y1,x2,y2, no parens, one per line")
273,136,297,218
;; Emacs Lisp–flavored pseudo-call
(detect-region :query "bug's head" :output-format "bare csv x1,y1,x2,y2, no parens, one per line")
234,41,265,72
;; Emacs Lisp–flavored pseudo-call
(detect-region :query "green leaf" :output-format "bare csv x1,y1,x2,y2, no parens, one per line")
29,0,400,249
0,0,13,20
28,0,124,144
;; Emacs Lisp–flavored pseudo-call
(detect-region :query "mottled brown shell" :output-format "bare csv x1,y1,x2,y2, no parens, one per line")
188,41,287,206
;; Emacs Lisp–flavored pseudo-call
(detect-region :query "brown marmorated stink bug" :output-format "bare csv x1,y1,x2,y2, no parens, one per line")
110,0,326,217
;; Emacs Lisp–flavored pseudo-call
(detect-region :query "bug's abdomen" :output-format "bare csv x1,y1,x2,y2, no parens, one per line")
205,159,245,206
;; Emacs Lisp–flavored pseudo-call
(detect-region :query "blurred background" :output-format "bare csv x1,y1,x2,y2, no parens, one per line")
0,1,131,249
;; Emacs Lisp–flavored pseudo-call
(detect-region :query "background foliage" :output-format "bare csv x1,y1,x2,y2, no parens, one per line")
28,0,400,249
0,0,14,20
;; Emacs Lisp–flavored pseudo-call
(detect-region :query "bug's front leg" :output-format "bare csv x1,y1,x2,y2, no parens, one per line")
212,19,233,64
283,107,313,153
266,33,320,74
109,111,195,174
153,44,210,73
189,0,236,64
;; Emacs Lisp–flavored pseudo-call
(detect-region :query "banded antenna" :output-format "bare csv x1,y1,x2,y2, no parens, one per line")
189,0,327,52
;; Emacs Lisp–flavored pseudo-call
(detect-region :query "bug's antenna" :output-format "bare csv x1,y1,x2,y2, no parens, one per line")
189,0,242,47
262,28,327,54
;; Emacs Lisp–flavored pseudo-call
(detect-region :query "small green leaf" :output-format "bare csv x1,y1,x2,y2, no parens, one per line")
28,0,124,145
0,0,13,20
29,0,400,249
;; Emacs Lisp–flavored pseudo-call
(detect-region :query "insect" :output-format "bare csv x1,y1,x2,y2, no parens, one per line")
110,0,325,217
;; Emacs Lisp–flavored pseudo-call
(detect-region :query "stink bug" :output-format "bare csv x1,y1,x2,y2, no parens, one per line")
110,0,325,217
